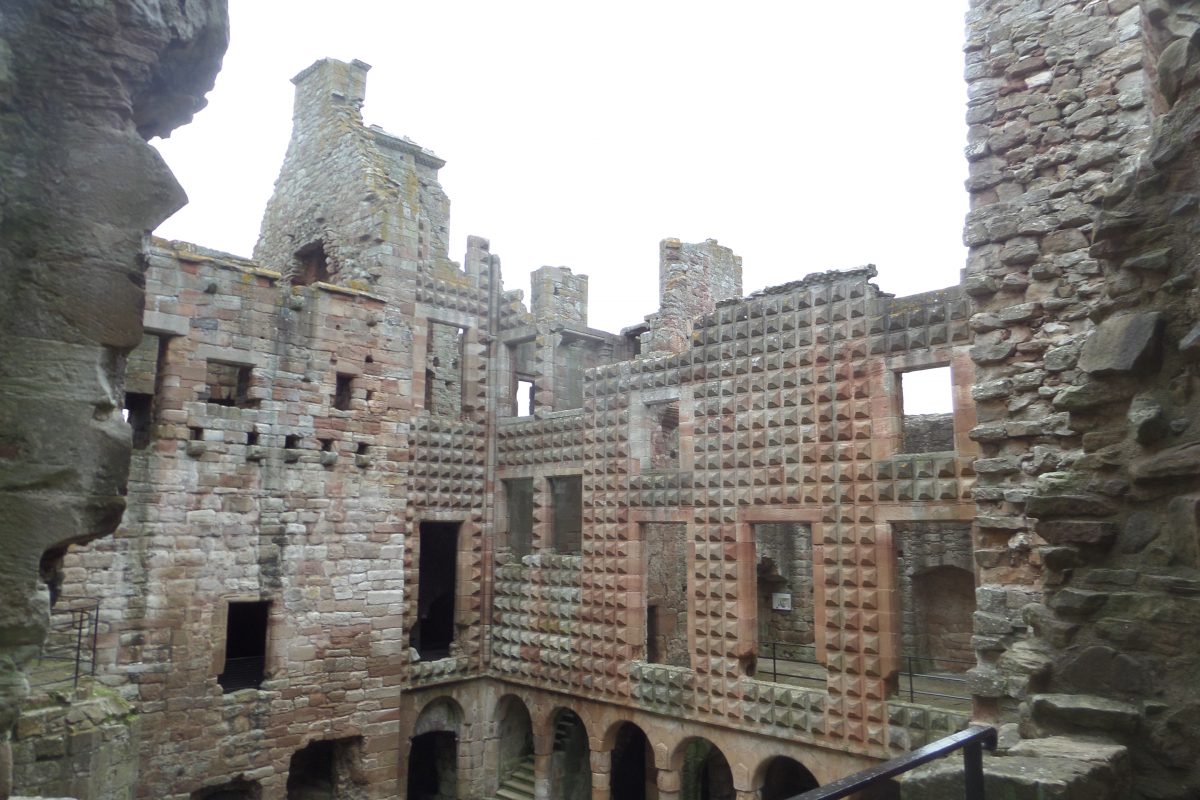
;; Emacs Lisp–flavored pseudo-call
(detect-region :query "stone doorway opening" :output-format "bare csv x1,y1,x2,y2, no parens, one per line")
191,777,261,800
412,521,459,660
752,522,816,684
678,738,734,800
549,708,591,800
757,756,819,800
407,732,457,800
285,738,364,800
892,521,975,673
610,722,658,800
491,695,535,799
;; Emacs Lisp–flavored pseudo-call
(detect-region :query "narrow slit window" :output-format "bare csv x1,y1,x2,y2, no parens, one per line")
333,373,354,411
504,478,534,557
516,380,534,417
549,475,583,555
218,600,269,692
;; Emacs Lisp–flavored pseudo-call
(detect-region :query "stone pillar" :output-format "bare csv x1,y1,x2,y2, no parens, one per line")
533,751,553,800
648,238,742,355
590,747,611,800
657,767,681,800
736,791,759,800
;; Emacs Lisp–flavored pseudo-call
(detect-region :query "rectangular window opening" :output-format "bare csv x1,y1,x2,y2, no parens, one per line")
412,522,459,660
752,522,816,683
549,475,582,555
333,373,354,411
425,322,465,417
218,600,269,692
643,522,688,667
504,478,534,558
206,360,254,408
516,379,534,417
123,392,154,450
899,366,955,453
648,401,681,470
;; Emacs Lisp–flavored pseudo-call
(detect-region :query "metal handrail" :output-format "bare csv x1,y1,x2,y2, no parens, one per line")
785,725,997,800
31,598,99,690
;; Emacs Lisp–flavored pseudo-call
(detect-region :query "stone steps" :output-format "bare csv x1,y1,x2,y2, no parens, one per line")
492,756,535,800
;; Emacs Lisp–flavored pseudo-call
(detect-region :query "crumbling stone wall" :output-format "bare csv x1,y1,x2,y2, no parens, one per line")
0,1,226,794
644,238,742,355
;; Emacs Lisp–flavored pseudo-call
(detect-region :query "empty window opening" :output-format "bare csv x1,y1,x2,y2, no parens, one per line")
760,757,820,800
504,478,534,558
123,392,153,449
610,723,656,800
320,438,334,452
219,600,268,692
190,426,205,441
425,322,464,417
680,739,734,800
549,710,591,800
649,401,681,470
412,522,459,660
407,732,457,800
356,442,369,456
549,476,582,555
899,366,954,453
294,240,330,286
753,523,816,684
516,380,534,417
285,435,302,450
191,778,262,800
333,373,354,411
247,431,259,447
206,361,254,408
644,522,688,667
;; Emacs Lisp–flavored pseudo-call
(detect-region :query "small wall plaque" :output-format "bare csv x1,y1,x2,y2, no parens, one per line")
771,593,792,611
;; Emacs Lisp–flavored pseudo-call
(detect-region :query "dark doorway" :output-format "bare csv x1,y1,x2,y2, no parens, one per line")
680,739,734,800
286,740,334,800
611,723,657,800
412,522,458,659
760,756,819,800
191,778,261,800
549,709,591,800
407,731,457,800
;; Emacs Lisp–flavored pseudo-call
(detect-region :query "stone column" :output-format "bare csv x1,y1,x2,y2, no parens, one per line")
533,751,553,800
736,790,759,800
590,747,611,800
657,767,681,800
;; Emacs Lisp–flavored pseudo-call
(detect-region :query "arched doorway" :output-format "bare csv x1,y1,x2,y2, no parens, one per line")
406,698,462,800
758,756,819,800
610,722,657,800
678,738,734,800
492,695,535,799
549,708,591,800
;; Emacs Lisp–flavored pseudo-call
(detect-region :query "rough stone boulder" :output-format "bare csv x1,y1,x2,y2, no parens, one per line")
0,0,228,792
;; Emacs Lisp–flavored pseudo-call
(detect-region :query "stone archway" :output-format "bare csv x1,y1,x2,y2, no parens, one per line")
676,738,734,800
549,708,591,800
756,755,819,800
407,698,463,800
492,695,535,798
609,721,658,800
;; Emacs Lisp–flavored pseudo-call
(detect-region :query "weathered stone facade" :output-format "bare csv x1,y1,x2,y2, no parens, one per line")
13,3,1200,799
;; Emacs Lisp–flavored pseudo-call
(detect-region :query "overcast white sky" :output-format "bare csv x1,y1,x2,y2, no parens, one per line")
153,1,970,339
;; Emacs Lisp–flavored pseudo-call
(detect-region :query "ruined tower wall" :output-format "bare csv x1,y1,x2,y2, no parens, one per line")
960,0,1158,717
61,243,410,799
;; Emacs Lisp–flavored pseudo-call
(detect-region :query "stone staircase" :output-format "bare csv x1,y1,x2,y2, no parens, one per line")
493,754,535,800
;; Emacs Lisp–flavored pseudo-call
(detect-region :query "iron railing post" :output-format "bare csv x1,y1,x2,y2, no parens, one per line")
73,608,84,689
963,739,985,799
772,641,777,683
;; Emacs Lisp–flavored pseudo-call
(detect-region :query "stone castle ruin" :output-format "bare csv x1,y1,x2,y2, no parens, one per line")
4,2,1200,799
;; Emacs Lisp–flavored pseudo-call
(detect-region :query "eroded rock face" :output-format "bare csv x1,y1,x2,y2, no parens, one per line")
0,0,227,791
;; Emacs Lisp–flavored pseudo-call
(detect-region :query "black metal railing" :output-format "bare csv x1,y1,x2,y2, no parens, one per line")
897,653,973,704
758,642,973,704
785,724,997,800
30,597,99,690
